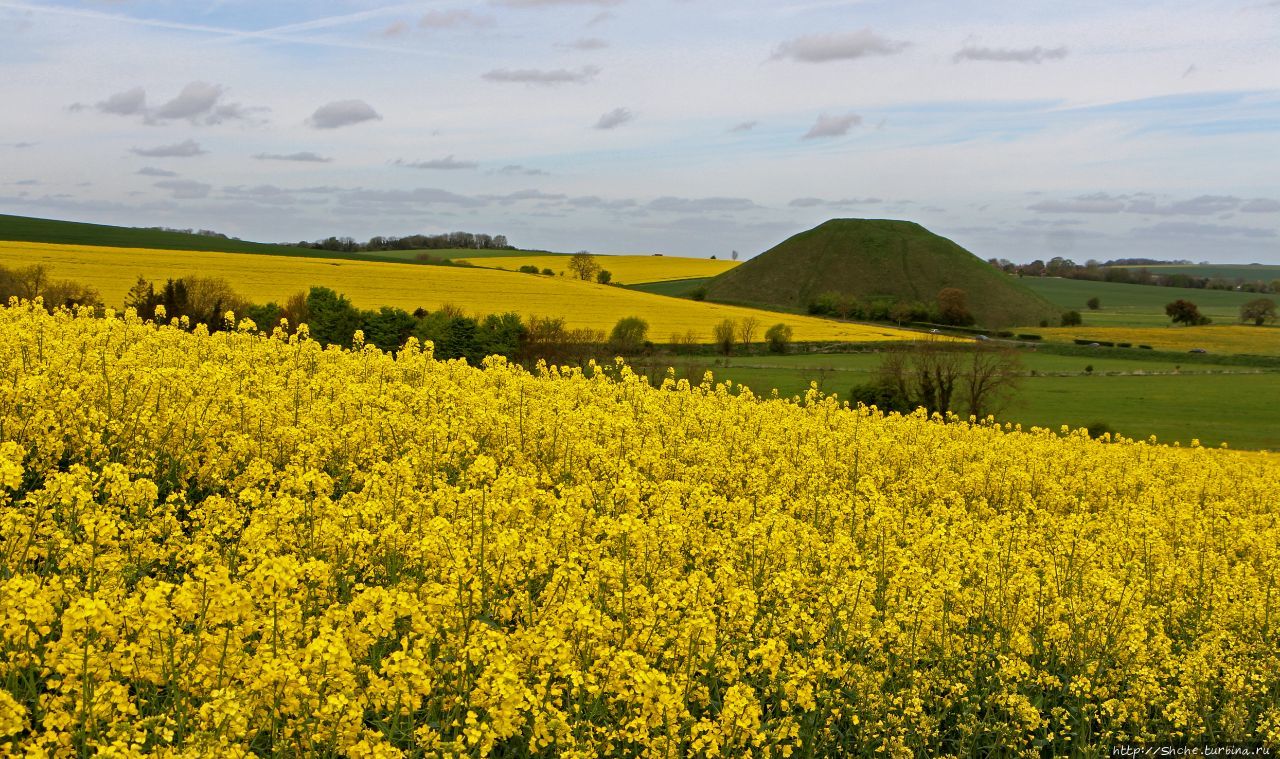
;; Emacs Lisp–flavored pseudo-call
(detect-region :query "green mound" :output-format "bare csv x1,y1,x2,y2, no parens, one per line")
704,218,1059,327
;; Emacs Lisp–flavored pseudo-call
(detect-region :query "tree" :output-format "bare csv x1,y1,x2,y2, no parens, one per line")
765,323,793,353
1087,297,1101,310
596,269,612,284
731,250,740,261
1240,297,1278,326
1061,310,1083,326
936,288,975,326
737,316,760,346
305,286,362,347
608,316,649,354
568,252,601,281
1165,299,1210,326
712,318,736,355
360,306,417,352
960,347,1023,419
858,343,1021,418
125,275,159,316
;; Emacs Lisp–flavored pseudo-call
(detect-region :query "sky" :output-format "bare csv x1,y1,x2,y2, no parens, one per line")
1,0,1279,263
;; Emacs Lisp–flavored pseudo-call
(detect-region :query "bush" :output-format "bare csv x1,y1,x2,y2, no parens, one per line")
1061,310,1083,326
518,265,540,274
765,323,794,354
540,268,555,276
1086,421,1115,439
1016,334,1042,341
690,287,707,301
1087,297,1101,310
712,318,736,355
596,270,613,285
608,316,649,354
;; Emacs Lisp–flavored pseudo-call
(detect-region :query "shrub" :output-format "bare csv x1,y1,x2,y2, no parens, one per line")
712,318,736,355
609,316,649,354
1086,421,1116,439
518,265,540,274
1061,310,1083,327
765,323,794,354
596,270,613,285
541,268,555,276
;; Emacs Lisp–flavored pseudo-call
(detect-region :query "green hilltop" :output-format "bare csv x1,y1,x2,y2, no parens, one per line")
705,218,1060,327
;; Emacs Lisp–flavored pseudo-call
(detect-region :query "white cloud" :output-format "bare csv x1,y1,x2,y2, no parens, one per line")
595,107,635,129
154,179,211,199
773,29,910,63
308,100,381,129
954,45,1069,64
253,152,333,163
393,156,479,170
482,66,600,85
131,139,207,158
802,113,861,139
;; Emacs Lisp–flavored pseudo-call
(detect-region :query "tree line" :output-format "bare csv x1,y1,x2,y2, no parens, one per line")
989,256,1280,294
295,231,512,253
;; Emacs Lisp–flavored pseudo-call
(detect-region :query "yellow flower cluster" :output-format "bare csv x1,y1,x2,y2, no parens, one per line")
0,303,1277,757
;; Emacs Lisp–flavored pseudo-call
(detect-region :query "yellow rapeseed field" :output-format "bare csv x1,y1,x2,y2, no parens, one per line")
456,254,739,284
0,242,912,344
1,302,1278,756
1040,325,1280,356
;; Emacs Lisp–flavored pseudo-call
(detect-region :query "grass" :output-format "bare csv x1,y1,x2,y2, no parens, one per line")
1020,275,1266,327
0,241,929,344
627,277,712,297
1129,263,1280,282
633,351,1280,450
0,212,555,264
457,254,739,284
705,219,1060,327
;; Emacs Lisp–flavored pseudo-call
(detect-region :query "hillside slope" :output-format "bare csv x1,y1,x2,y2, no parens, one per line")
705,219,1059,327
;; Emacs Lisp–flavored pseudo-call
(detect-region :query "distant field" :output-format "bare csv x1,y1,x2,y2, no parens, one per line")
640,352,1280,450
458,254,739,284
1131,263,1280,281
1038,325,1280,356
627,277,712,297
1021,275,1265,326
0,241,924,344
0,212,320,257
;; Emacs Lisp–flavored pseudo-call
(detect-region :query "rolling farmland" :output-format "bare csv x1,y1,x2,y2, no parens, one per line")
0,241,919,344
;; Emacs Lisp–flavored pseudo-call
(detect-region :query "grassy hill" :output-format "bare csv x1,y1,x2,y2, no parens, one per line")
704,219,1059,327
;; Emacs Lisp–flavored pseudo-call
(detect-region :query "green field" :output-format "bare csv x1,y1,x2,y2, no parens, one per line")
0,213,553,265
1019,275,1264,326
1131,263,1280,282
627,277,712,297
629,350,1280,450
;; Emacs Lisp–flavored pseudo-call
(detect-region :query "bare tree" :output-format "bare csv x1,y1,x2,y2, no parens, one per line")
867,342,1021,418
961,347,1022,418
568,252,601,281
736,316,760,347
712,318,736,355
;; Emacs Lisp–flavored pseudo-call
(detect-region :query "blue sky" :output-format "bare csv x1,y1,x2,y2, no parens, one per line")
1,0,1278,262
